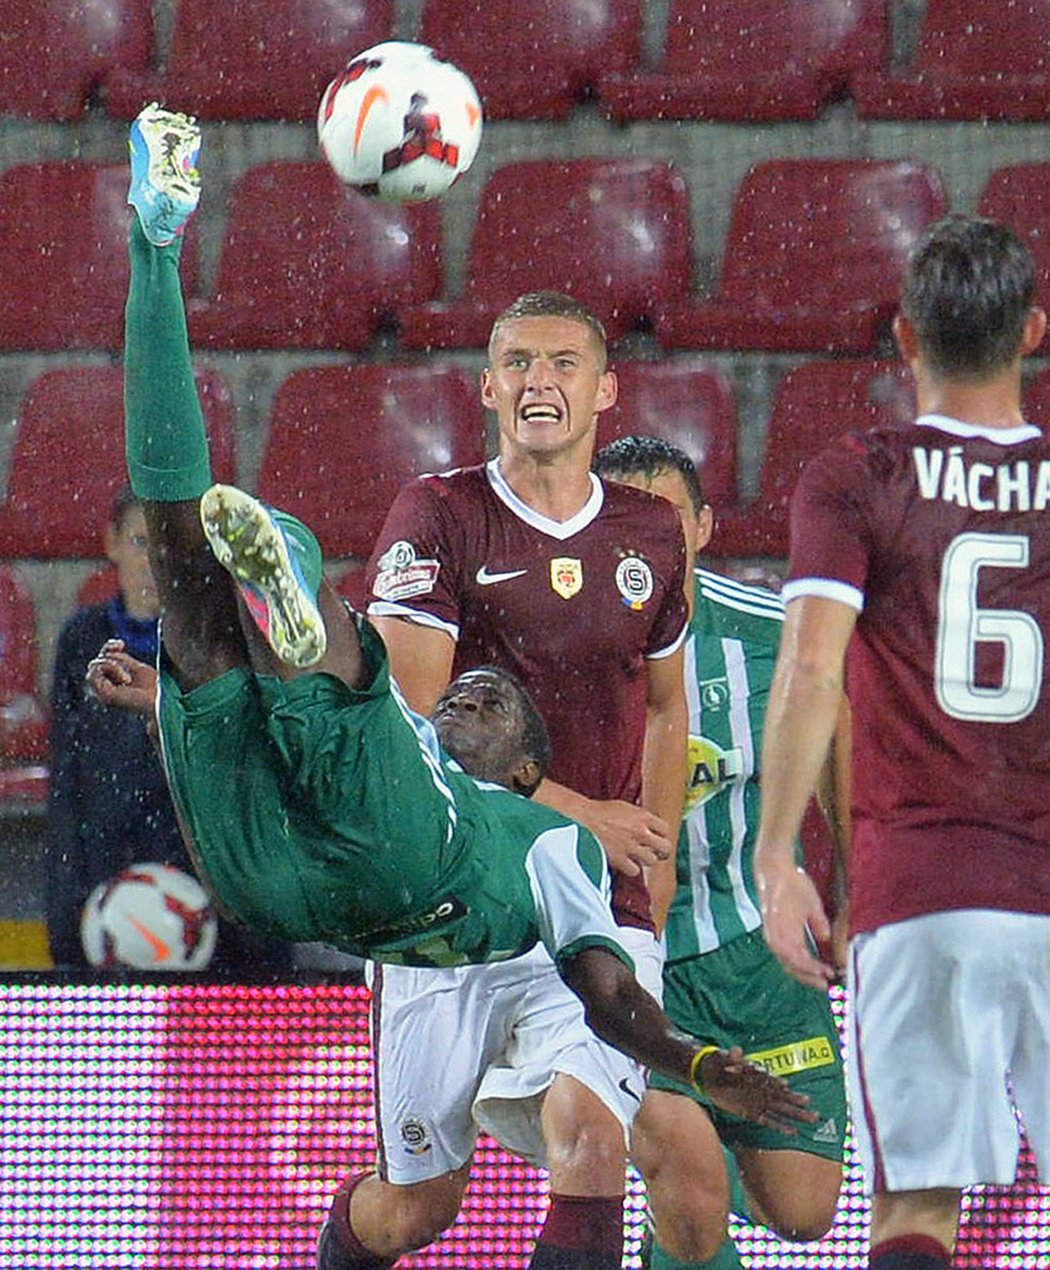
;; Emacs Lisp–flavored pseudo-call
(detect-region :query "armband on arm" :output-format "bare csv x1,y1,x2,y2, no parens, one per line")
689,1044,721,1097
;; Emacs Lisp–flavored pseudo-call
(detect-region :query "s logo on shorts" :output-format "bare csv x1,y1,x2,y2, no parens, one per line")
401,1116,433,1156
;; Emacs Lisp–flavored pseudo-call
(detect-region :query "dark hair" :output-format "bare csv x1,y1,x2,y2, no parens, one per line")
475,664,553,795
900,214,1036,380
593,434,706,514
488,291,608,367
109,483,143,530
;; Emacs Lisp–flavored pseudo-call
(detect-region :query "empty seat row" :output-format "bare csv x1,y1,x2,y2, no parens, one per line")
4,0,1048,123
7,154,1050,355
8,359,1050,568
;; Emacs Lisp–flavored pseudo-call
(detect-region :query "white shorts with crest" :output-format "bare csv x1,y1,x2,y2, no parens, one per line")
368,928,663,1183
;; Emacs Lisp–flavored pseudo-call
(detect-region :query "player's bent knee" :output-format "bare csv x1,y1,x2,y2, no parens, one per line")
753,1178,841,1243
384,1188,464,1251
656,1208,728,1264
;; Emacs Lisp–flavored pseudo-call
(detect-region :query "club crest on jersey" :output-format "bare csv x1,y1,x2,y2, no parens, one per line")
550,557,583,599
373,540,440,602
683,734,746,812
615,555,654,610
400,1116,433,1156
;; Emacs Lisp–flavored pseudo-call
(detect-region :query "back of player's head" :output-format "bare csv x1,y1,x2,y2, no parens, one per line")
489,292,608,367
593,434,706,515
901,214,1036,380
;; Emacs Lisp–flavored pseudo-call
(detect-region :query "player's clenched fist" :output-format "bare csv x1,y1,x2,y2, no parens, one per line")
692,1044,818,1134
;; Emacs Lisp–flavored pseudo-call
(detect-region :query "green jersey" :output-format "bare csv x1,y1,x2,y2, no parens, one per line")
664,568,787,961
156,619,633,972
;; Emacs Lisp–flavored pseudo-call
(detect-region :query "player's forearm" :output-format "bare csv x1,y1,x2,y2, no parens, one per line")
533,777,589,821
641,695,687,928
815,694,852,899
755,652,844,869
560,948,701,1085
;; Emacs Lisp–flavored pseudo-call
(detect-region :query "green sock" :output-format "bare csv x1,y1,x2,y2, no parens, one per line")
124,217,212,501
649,1232,743,1270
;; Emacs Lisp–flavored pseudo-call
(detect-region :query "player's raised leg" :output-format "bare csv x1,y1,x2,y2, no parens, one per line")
199,483,372,690
199,485,327,669
124,103,246,689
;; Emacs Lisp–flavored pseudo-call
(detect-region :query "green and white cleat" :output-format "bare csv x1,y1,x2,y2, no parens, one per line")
128,102,201,246
200,484,327,669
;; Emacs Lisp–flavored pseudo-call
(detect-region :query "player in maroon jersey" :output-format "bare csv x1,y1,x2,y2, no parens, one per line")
754,214,1050,1270
318,292,702,1270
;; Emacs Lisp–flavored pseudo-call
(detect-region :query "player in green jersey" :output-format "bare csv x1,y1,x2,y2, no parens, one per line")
595,436,848,1270
110,103,819,1150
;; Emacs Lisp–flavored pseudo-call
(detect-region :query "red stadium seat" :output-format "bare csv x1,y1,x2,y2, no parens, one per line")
656,159,948,355
0,366,235,559
853,0,1050,121
718,359,916,558
978,166,1050,353
399,158,694,349
0,565,48,763
186,162,442,350
420,0,642,120
104,0,393,121
0,0,153,121
598,360,740,515
256,364,487,559
0,161,199,352
601,0,887,122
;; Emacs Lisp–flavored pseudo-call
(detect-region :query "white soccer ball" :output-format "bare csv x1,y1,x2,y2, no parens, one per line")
80,863,217,971
317,41,483,202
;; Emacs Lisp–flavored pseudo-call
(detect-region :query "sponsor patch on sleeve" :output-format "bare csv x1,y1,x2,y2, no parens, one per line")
373,540,441,602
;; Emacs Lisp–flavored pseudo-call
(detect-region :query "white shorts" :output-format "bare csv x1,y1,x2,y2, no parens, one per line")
368,929,664,1184
848,908,1050,1194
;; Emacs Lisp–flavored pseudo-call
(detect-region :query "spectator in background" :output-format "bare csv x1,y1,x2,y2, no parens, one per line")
44,484,288,974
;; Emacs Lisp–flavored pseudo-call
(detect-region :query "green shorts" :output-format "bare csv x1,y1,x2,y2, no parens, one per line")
649,926,846,1158
155,621,463,951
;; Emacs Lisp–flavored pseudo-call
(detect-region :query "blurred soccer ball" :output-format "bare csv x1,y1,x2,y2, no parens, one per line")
80,863,217,971
317,41,483,202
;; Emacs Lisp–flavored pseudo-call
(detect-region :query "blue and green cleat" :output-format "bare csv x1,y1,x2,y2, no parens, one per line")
128,102,201,246
200,484,327,669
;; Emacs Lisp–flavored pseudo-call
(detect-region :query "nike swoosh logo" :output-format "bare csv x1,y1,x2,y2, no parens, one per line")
129,916,171,963
618,1077,642,1104
475,566,528,586
354,85,389,155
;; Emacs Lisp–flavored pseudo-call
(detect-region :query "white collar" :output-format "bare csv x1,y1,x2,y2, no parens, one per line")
486,457,605,541
915,413,1042,446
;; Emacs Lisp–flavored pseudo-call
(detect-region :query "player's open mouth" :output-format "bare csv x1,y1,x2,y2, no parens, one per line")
519,404,563,425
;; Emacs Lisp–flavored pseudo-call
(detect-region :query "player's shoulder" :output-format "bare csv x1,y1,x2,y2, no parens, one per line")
600,476,677,517
412,461,491,502
598,476,684,544
691,567,784,645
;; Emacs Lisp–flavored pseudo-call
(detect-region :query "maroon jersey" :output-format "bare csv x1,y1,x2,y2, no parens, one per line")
786,415,1050,933
366,459,689,930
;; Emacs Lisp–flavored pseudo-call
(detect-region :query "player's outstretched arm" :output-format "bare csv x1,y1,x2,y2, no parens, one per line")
559,947,816,1134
